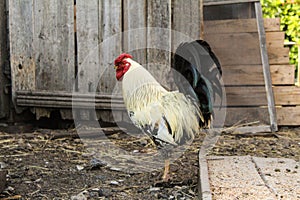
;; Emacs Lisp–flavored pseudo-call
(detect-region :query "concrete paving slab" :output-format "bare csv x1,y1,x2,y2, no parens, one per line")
207,156,278,200
252,157,300,199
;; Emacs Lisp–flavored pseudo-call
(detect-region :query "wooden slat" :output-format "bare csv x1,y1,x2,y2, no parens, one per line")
266,32,285,48
276,106,300,126
270,65,295,85
205,33,261,65
76,0,100,93
0,0,9,118
172,0,201,45
204,18,280,34
123,0,147,65
273,86,300,106
220,64,294,86
9,0,35,113
264,18,281,32
147,0,171,87
33,1,74,91
98,0,122,94
225,86,268,106
204,19,257,34
222,65,264,86
214,107,270,127
268,47,290,65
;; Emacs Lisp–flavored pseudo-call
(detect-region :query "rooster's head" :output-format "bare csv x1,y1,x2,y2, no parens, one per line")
114,53,133,81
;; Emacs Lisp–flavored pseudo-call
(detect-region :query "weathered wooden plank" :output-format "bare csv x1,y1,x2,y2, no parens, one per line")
219,64,294,86
214,107,270,127
266,32,285,48
172,0,201,48
270,65,295,85
273,86,300,106
204,2,255,20
225,86,268,106
147,0,172,87
123,0,147,65
204,18,280,34
33,1,75,91
76,0,100,93
204,19,255,34
98,0,122,94
204,33,261,65
0,0,9,118
9,0,35,112
77,0,122,95
276,106,300,126
267,47,290,65
222,65,264,86
264,18,281,32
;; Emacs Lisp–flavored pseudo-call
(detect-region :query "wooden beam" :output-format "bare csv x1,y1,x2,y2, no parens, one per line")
255,2,277,131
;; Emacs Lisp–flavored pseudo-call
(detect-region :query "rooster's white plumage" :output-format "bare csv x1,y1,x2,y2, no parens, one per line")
113,40,222,181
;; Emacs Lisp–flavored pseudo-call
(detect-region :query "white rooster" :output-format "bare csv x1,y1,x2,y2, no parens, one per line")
113,40,222,181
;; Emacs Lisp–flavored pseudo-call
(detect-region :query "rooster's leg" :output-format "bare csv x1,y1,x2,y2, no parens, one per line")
162,159,170,181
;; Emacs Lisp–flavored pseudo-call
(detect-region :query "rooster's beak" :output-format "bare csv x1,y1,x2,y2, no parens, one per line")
114,66,118,70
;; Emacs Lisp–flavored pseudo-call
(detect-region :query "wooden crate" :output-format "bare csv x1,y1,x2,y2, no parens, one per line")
264,18,300,126
203,1,277,131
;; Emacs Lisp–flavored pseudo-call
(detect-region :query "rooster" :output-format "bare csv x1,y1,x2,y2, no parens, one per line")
113,40,222,181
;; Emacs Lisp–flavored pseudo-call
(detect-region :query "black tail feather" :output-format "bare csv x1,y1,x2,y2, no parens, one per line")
172,40,223,128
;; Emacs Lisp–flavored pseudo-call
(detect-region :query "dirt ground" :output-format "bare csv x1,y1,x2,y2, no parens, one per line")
0,125,299,200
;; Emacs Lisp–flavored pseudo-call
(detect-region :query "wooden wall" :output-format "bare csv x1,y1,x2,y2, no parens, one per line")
8,0,297,128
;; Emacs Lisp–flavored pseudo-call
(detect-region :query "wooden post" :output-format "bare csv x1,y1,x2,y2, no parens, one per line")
0,0,10,119
255,2,278,132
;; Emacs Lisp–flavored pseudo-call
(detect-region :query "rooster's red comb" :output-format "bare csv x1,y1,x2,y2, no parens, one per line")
114,53,133,65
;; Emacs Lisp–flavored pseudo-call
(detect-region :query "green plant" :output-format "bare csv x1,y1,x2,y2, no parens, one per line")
261,0,299,73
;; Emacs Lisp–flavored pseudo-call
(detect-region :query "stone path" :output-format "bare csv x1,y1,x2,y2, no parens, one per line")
202,156,300,200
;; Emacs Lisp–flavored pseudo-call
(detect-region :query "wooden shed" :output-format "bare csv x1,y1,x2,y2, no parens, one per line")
2,0,298,131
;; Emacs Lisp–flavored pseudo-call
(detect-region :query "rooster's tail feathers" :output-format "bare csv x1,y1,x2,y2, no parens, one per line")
172,40,223,128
